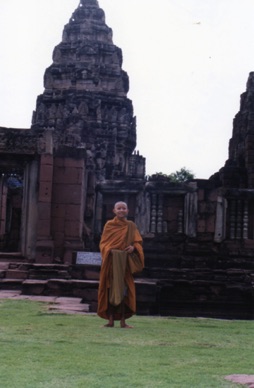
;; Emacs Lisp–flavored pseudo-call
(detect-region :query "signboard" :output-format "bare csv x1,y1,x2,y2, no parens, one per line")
75,251,101,266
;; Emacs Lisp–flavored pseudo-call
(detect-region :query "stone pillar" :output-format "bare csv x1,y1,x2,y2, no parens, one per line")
94,191,103,235
135,191,151,235
243,200,248,239
21,160,39,259
52,157,85,264
214,196,227,243
150,194,157,233
0,177,7,238
184,192,197,237
157,194,163,233
229,200,236,239
177,210,183,234
236,200,242,239
35,154,54,263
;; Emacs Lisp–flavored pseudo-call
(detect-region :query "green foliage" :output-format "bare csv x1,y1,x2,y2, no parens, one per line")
0,299,252,387
169,167,195,182
153,167,195,182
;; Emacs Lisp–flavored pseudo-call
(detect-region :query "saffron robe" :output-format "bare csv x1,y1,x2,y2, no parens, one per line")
97,217,144,320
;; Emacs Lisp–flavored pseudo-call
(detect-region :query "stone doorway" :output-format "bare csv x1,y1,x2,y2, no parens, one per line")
0,156,38,259
0,173,23,252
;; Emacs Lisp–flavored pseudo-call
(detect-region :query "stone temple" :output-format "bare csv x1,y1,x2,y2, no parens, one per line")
0,0,253,318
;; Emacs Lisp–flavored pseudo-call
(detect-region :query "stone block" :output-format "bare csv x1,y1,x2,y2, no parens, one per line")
206,216,215,233
197,219,206,233
64,158,85,169
248,173,254,187
64,242,84,264
54,166,84,185
51,217,65,233
244,239,254,249
64,220,82,238
38,181,52,202
39,164,53,182
198,189,205,201
22,280,47,295
198,202,207,214
207,190,218,201
245,134,254,149
199,202,216,214
40,154,53,166
73,288,98,301
11,194,22,208
6,270,27,279
65,204,82,221
52,184,82,205
51,204,66,218
36,219,51,237
54,157,65,167
53,231,65,245
38,203,51,220
83,269,100,280
196,233,213,242
35,249,54,263
0,279,23,290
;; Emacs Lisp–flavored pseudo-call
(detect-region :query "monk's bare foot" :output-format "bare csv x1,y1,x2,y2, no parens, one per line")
103,323,114,328
120,323,133,329
102,315,114,328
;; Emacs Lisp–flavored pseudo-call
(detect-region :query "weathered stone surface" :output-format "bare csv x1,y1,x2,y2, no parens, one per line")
32,0,139,182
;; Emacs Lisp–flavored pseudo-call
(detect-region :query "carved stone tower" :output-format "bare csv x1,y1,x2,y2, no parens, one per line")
32,0,138,181
29,0,145,260
221,72,254,188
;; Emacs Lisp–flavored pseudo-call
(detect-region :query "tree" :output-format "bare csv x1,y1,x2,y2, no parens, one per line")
169,167,195,182
151,167,195,182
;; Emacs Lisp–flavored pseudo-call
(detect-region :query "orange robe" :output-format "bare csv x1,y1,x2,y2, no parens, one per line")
97,217,144,320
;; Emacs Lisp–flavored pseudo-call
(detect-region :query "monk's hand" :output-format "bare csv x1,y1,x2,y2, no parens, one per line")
125,245,134,253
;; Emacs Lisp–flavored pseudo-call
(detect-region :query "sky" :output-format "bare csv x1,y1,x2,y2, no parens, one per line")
1,0,254,179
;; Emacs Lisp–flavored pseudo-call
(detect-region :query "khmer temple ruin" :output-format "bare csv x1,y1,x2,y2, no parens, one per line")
0,0,253,319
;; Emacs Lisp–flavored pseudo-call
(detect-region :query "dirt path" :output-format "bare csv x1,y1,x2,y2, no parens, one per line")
0,290,92,314
225,375,254,387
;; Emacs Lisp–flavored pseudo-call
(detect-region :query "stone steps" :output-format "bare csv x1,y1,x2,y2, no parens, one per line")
1,255,252,318
0,252,26,262
0,278,23,290
0,257,158,315
143,266,253,282
0,277,158,315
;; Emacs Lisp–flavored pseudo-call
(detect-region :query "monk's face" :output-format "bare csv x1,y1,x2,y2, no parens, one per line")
113,202,129,219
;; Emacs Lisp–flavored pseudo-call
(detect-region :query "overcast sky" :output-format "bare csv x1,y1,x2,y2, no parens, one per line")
1,0,254,178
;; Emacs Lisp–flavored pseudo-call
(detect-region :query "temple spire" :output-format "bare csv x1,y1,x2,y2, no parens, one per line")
79,0,99,7
31,0,139,181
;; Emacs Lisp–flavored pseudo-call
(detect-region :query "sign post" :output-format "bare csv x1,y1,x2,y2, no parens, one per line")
74,251,101,266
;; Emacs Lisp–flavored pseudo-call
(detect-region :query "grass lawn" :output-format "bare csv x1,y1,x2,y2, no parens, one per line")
0,299,252,387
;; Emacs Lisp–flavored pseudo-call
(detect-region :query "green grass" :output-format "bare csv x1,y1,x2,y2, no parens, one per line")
0,299,252,387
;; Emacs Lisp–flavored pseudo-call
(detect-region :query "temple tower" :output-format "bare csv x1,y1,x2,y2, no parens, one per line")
32,0,137,181
215,72,254,240
223,72,254,188
30,0,145,260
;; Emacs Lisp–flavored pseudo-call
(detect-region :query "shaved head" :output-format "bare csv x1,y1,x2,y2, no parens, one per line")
113,201,128,209
113,202,129,219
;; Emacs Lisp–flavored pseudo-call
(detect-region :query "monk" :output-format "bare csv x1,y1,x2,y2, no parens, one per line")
97,201,144,328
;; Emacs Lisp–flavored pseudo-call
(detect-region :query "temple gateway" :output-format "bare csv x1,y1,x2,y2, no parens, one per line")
0,0,253,319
